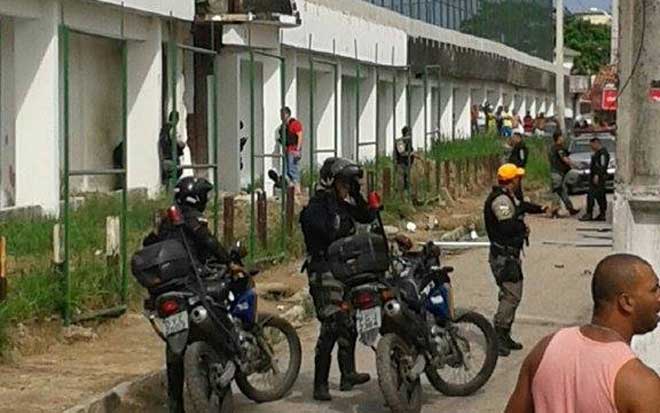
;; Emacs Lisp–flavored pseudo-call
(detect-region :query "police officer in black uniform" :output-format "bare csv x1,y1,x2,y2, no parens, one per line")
580,137,610,222
143,176,231,413
484,164,545,357
299,157,376,401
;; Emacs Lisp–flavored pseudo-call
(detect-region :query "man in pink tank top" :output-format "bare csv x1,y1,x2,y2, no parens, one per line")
506,254,660,413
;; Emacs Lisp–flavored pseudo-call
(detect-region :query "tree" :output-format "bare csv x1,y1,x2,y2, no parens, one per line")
564,16,611,75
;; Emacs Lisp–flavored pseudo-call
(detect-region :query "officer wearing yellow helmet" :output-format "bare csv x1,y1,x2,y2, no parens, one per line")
484,163,547,357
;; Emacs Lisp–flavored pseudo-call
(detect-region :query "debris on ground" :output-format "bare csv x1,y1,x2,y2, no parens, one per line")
63,325,98,344
406,222,417,233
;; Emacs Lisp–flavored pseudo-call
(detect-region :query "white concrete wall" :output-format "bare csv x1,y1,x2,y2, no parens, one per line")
126,17,161,195
358,65,377,162
13,0,60,214
90,0,194,21
69,31,123,192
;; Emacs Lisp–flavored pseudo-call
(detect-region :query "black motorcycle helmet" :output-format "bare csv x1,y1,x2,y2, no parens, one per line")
319,157,363,192
174,177,214,212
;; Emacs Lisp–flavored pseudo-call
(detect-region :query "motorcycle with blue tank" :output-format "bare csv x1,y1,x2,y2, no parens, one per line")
340,235,498,413
131,205,302,412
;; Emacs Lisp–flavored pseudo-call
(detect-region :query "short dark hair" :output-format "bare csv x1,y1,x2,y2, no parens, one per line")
402,126,410,135
281,106,292,116
592,254,653,311
590,137,601,144
552,130,563,142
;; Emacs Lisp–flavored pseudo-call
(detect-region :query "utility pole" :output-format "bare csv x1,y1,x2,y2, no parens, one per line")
555,0,566,131
611,0,619,65
613,0,660,373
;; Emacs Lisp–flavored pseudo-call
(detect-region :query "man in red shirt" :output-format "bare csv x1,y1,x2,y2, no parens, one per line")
280,107,303,195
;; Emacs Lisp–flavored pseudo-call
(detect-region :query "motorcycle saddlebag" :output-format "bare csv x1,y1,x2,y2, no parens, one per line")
131,239,192,290
326,232,389,283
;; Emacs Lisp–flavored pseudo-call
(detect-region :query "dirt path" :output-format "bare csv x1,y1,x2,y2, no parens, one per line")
0,195,609,413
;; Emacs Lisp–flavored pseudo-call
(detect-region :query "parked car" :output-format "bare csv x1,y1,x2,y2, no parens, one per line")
567,133,616,194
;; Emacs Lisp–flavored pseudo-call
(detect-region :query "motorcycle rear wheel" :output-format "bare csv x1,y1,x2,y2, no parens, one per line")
184,341,233,413
376,333,423,413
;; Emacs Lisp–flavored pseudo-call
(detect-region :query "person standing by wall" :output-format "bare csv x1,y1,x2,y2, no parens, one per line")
279,107,303,195
394,126,414,192
580,137,610,222
548,131,580,218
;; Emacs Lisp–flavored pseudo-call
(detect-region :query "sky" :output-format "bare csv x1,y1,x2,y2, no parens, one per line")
566,0,612,12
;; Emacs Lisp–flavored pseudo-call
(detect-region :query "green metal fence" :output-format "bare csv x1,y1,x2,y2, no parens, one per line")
364,0,554,61
59,23,129,325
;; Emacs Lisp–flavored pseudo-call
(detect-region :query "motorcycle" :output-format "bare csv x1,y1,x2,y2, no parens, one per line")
345,237,498,413
131,206,302,412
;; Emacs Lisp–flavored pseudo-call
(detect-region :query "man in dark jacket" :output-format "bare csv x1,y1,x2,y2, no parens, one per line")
485,164,545,357
394,126,414,192
299,157,378,401
580,137,610,222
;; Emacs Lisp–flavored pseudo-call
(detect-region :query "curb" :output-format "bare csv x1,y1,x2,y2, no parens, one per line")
63,369,166,413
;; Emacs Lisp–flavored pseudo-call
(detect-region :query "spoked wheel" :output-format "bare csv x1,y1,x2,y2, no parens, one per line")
425,311,498,396
235,314,302,403
184,341,234,413
376,333,423,413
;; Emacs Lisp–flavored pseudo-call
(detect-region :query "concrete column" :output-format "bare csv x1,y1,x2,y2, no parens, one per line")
14,0,60,214
262,53,283,196
614,0,660,373
126,17,162,196
453,85,470,139
530,96,538,118
539,98,547,115
217,50,241,192
423,80,433,148
486,88,497,109
409,84,425,150
283,48,298,117
555,0,566,131
240,58,264,190
377,77,394,157
439,81,453,139
340,70,356,160
358,66,377,161
393,70,406,140
0,19,16,208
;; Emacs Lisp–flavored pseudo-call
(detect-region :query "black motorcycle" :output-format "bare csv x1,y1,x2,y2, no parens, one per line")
131,206,302,412
340,236,498,413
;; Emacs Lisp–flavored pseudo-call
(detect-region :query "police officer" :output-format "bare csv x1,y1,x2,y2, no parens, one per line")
580,137,610,222
143,176,231,413
299,157,377,401
484,164,545,357
394,126,414,191
549,131,580,217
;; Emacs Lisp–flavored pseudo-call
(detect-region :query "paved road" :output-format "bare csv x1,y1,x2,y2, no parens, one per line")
139,214,610,413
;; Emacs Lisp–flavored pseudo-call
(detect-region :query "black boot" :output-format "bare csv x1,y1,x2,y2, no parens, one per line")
505,330,524,351
579,214,594,222
338,337,370,391
568,207,581,216
313,343,333,401
495,327,511,357
594,213,606,222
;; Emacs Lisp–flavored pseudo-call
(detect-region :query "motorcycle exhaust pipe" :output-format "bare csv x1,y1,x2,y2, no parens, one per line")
190,306,240,355
384,300,427,347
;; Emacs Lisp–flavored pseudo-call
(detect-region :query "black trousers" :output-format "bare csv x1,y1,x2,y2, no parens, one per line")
314,313,358,387
586,181,607,217
166,347,185,413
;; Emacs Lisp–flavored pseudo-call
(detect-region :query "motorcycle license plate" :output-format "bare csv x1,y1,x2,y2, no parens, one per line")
356,307,382,335
163,312,189,337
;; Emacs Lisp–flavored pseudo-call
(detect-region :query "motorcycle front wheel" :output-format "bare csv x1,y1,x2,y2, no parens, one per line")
235,314,302,403
425,311,498,396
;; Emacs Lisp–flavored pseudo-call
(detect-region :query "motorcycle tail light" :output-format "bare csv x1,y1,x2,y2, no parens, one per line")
354,291,376,309
160,299,180,317
167,205,184,226
381,289,395,302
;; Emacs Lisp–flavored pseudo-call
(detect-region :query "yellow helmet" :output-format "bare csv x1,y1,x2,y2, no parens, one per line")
497,163,525,181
